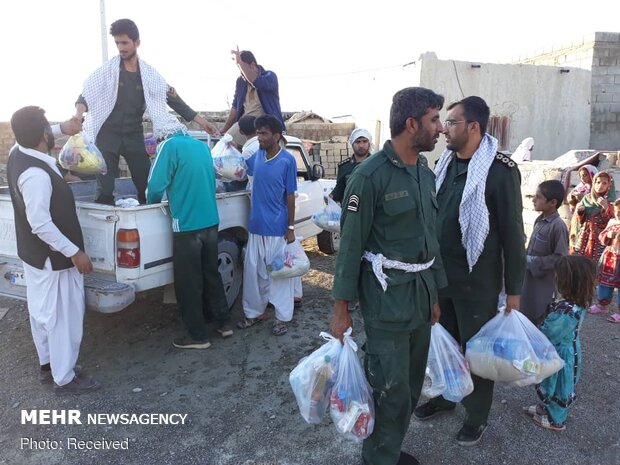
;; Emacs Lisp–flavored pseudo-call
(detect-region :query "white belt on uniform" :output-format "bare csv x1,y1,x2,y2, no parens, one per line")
362,250,435,292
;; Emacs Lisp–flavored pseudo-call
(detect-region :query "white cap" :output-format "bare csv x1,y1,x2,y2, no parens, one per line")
349,128,373,146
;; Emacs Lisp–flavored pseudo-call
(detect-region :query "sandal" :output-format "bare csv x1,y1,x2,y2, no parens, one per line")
272,320,288,336
522,404,545,417
533,414,566,431
607,313,620,324
236,314,267,329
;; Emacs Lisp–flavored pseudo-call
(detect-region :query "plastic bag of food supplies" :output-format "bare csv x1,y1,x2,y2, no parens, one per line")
312,197,341,233
268,240,310,279
423,323,473,402
59,133,107,175
290,331,342,424
329,328,375,442
211,134,247,181
465,310,564,387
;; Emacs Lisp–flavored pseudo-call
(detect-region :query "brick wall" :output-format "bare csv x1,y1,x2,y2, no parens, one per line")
590,32,620,150
310,137,351,179
514,34,596,70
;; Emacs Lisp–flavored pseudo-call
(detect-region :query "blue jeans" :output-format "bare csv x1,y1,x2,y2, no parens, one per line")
597,284,615,306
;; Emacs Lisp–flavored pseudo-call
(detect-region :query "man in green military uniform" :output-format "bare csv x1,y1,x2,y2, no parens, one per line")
413,96,526,446
330,87,447,465
330,128,372,203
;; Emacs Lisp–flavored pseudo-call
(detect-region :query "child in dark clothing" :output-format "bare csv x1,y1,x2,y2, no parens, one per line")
521,180,569,325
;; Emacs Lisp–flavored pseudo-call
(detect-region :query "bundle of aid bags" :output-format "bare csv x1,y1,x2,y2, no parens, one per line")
289,329,375,442
268,240,310,279
59,133,107,175
311,197,341,233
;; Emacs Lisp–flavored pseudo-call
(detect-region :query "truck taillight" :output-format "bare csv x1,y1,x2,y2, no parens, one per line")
117,228,140,268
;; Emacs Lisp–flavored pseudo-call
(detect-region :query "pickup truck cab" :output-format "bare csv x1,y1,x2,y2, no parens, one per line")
0,132,336,313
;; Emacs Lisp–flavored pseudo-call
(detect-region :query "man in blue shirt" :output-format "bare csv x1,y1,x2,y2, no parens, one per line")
237,115,297,336
221,49,284,147
147,122,233,349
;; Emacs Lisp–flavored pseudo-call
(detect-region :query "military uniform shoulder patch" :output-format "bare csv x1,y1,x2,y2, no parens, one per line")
338,157,352,167
494,152,517,168
347,194,360,212
166,86,178,98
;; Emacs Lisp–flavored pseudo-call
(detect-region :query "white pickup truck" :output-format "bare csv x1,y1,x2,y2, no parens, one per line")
0,133,337,313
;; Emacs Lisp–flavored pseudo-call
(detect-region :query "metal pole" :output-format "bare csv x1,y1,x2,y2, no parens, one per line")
100,0,108,63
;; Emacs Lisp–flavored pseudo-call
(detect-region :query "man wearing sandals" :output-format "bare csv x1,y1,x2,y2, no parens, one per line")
237,115,297,336
330,87,447,465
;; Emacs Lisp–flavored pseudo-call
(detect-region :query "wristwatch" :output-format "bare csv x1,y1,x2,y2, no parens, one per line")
288,225,295,230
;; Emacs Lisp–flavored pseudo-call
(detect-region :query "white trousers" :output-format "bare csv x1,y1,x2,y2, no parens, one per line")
243,234,294,322
294,277,303,299
23,258,85,386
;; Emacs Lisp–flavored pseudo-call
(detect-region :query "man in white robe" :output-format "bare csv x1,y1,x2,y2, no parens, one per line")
8,106,100,395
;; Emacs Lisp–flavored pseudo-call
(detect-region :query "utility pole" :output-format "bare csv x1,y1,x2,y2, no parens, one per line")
100,0,108,63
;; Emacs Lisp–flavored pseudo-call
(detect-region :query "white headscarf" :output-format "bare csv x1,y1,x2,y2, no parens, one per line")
349,128,373,147
435,134,499,271
82,55,186,142
511,137,534,163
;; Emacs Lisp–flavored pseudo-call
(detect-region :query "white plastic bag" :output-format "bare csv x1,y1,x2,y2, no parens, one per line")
465,310,564,386
423,323,473,402
329,328,375,442
289,332,342,424
211,133,247,181
268,240,310,279
59,133,107,175
312,197,341,233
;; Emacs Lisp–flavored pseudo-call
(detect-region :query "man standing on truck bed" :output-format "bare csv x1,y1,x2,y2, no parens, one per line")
74,18,219,206
221,48,284,147
237,115,297,336
8,106,100,395
146,115,234,350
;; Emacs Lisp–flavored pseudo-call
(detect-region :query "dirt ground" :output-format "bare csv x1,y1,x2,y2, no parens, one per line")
0,238,619,465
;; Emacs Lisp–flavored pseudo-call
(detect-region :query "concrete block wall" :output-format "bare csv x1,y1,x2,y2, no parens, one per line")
590,32,620,150
310,136,351,179
514,34,596,70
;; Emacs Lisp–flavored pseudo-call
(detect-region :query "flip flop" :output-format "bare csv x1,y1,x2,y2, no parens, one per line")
607,313,620,324
533,413,566,431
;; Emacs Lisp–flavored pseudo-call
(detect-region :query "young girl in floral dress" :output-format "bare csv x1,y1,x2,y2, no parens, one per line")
573,171,615,263
589,199,620,321
523,255,596,431
568,165,597,252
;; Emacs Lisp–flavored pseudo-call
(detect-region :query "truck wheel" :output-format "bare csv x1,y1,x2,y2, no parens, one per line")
218,237,242,309
317,230,340,255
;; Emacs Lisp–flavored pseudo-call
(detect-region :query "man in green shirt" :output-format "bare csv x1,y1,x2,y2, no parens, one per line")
330,87,447,465
413,96,526,447
330,128,372,203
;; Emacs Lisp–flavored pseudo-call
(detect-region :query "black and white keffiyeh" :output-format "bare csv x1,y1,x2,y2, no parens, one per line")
82,55,186,141
435,133,499,272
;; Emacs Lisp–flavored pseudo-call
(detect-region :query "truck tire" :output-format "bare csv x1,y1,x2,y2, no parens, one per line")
218,237,242,309
317,230,340,255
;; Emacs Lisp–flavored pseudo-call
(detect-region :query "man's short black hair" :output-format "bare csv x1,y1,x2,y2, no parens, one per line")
447,96,490,136
538,180,565,208
110,19,139,40
238,115,257,136
240,50,257,66
254,115,282,135
390,87,444,138
11,106,49,149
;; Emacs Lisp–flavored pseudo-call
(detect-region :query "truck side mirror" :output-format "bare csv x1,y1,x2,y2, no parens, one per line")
310,164,324,181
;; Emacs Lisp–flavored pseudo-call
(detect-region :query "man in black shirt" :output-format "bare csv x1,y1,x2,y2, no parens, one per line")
74,19,218,205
